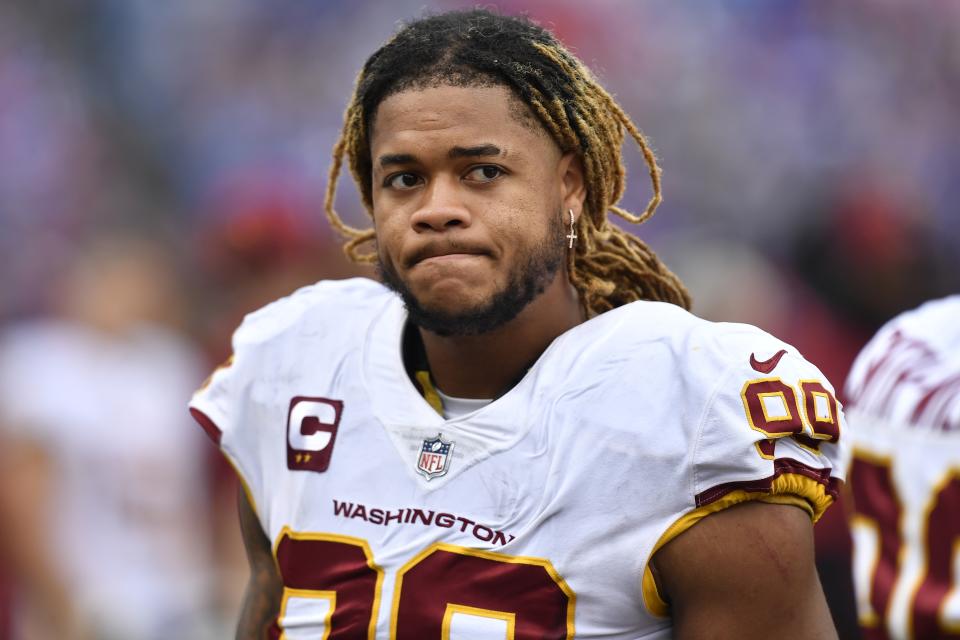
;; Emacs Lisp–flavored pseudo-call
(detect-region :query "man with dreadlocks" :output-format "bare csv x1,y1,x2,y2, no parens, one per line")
190,9,847,639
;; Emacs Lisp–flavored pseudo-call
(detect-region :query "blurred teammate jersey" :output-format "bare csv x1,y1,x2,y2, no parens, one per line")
0,321,213,639
845,295,960,640
191,277,848,639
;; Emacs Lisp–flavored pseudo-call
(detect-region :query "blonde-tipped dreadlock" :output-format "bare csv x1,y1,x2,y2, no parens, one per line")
324,9,691,314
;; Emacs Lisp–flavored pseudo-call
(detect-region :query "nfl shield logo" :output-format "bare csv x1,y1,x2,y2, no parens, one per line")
417,433,454,480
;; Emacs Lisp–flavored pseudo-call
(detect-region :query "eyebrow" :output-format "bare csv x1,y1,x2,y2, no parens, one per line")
378,153,417,168
377,144,504,169
448,144,502,159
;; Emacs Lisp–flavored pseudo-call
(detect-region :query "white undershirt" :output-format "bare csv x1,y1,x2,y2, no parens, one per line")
435,387,493,419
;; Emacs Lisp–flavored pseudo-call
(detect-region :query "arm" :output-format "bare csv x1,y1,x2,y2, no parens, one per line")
0,435,90,639
652,501,837,640
236,489,282,640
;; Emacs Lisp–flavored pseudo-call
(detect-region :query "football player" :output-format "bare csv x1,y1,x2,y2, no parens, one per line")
191,10,847,638
845,295,960,639
0,235,215,639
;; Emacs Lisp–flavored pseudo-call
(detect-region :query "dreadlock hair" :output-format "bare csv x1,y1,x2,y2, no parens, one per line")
324,9,691,314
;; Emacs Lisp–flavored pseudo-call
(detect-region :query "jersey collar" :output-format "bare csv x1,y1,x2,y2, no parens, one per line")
361,292,548,486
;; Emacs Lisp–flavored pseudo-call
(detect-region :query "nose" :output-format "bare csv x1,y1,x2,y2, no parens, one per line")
409,177,471,232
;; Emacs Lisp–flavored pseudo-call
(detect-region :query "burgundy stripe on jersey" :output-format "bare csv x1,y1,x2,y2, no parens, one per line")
695,458,840,508
849,330,934,412
910,371,960,430
848,329,959,431
189,407,223,445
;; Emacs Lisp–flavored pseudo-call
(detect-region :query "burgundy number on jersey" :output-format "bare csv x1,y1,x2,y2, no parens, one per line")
270,532,574,638
798,381,840,443
271,531,382,639
915,472,960,638
394,545,573,639
850,455,960,638
742,377,840,456
849,456,902,638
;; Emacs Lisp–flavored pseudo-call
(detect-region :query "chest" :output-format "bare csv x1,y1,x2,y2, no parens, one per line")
253,378,674,639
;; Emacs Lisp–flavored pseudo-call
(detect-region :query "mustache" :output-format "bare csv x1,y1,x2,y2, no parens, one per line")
404,240,490,268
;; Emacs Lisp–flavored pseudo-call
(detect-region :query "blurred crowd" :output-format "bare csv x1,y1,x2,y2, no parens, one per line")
0,0,957,638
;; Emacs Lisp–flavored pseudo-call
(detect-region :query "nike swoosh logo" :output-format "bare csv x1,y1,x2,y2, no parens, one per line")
750,349,787,373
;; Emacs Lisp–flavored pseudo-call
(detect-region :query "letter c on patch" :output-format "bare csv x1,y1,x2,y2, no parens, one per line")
286,396,343,472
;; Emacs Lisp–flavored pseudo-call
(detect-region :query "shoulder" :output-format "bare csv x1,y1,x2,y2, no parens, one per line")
0,319,90,358
852,294,960,365
189,278,395,443
231,277,393,350
570,300,822,394
554,299,845,474
0,320,105,393
847,294,960,393
846,294,960,430
607,302,845,484
0,321,78,430
897,294,960,337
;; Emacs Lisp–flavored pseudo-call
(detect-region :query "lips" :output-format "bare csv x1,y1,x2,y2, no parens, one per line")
405,241,490,268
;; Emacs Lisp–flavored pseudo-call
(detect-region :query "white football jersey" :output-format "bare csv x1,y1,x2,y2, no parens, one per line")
190,278,848,639
844,295,960,640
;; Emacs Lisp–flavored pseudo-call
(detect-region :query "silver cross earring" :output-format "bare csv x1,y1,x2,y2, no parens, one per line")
567,209,578,249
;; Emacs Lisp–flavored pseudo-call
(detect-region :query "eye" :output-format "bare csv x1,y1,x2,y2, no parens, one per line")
385,173,422,190
464,165,505,183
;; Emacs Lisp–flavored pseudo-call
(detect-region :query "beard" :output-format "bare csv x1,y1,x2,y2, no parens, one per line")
378,214,566,337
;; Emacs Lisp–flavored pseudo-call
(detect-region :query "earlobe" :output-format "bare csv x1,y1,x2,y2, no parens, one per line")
559,152,587,217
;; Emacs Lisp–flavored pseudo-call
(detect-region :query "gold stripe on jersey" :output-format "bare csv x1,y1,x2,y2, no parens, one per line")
641,473,834,618
847,448,898,630
905,466,960,636
277,588,336,640
230,455,262,524
849,514,882,628
415,370,445,415
442,604,516,639
793,437,828,457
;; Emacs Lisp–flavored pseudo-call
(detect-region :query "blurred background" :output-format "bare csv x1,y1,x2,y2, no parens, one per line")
0,0,957,637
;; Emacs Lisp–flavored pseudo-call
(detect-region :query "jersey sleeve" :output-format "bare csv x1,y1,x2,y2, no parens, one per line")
692,336,848,521
187,287,316,520
188,331,267,516
188,278,391,528
641,323,850,617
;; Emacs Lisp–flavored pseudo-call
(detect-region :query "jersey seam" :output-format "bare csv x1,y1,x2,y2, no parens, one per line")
690,356,744,503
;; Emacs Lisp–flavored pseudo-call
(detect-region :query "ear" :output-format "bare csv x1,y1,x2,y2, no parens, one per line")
557,151,587,220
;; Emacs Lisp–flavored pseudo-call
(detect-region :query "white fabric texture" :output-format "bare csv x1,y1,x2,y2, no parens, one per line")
190,277,847,639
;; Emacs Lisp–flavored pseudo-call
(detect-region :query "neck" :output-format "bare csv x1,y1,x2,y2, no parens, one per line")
418,274,585,399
